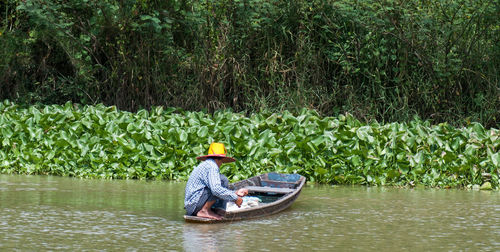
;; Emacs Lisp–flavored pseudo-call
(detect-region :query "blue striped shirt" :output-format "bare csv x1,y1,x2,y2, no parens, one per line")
184,159,238,214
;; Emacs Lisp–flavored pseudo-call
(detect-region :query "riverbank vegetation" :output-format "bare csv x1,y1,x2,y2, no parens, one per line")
1,0,499,127
0,101,498,189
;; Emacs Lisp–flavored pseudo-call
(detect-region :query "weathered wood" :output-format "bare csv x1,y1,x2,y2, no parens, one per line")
260,179,299,188
244,186,295,194
183,215,223,223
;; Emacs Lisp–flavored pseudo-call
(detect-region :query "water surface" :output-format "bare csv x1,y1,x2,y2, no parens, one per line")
1,175,499,251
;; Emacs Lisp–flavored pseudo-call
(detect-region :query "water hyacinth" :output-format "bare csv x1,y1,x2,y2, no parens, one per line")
0,100,498,188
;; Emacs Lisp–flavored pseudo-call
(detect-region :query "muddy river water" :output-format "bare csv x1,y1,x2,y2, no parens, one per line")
1,175,499,251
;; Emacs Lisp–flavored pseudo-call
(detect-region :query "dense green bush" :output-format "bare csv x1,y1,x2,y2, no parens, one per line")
0,0,499,127
0,101,498,188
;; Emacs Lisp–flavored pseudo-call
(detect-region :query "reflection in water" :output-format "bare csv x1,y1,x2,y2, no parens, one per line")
183,224,222,252
182,223,247,252
1,175,500,251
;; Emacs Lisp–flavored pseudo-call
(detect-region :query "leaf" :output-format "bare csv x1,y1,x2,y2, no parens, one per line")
443,151,457,163
351,155,361,166
307,142,318,153
197,126,208,138
317,167,327,175
471,122,486,139
387,170,400,179
257,129,271,146
1,127,13,139
311,136,325,147
178,129,188,142
356,126,375,143
490,151,500,168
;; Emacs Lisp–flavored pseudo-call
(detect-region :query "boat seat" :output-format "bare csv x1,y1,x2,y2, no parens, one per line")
244,186,295,194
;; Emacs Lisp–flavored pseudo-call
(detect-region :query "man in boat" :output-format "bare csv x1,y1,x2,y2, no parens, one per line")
184,142,248,220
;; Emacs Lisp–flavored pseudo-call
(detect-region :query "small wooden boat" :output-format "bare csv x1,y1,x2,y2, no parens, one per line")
184,172,306,223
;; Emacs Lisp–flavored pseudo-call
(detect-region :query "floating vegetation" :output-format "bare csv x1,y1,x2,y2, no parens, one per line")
0,100,498,188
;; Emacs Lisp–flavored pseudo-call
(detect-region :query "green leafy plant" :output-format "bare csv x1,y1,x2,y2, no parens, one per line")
0,101,498,188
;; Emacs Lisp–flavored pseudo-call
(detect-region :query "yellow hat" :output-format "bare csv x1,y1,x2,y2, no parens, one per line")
196,142,236,163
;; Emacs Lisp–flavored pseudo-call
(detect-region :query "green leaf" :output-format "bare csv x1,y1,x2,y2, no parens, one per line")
490,151,500,168
179,129,188,142
311,136,325,147
317,167,327,175
471,122,486,139
197,126,208,138
356,126,374,143
351,155,361,166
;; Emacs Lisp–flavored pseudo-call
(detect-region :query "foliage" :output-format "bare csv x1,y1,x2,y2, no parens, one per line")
0,101,498,188
0,0,499,127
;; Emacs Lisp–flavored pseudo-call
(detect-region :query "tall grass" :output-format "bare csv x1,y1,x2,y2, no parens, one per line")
1,0,499,127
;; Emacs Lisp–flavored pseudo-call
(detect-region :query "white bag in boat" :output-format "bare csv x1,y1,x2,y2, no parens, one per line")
225,196,262,212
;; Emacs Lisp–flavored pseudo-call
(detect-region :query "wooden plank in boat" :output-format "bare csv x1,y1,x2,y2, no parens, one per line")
184,215,221,223
244,186,295,194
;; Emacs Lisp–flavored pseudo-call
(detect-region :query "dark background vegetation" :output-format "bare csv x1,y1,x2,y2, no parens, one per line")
1,0,499,127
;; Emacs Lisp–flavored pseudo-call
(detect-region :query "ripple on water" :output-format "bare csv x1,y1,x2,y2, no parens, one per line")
1,206,185,251
1,176,500,251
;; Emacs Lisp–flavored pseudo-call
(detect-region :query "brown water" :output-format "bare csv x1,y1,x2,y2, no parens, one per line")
1,175,499,251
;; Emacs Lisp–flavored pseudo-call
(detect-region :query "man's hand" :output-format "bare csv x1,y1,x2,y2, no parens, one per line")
235,197,243,207
235,188,248,197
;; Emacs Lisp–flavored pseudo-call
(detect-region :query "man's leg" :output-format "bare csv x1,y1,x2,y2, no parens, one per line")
196,199,221,220
192,174,230,219
193,189,222,220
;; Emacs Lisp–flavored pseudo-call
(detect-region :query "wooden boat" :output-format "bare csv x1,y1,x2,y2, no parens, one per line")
184,172,306,223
